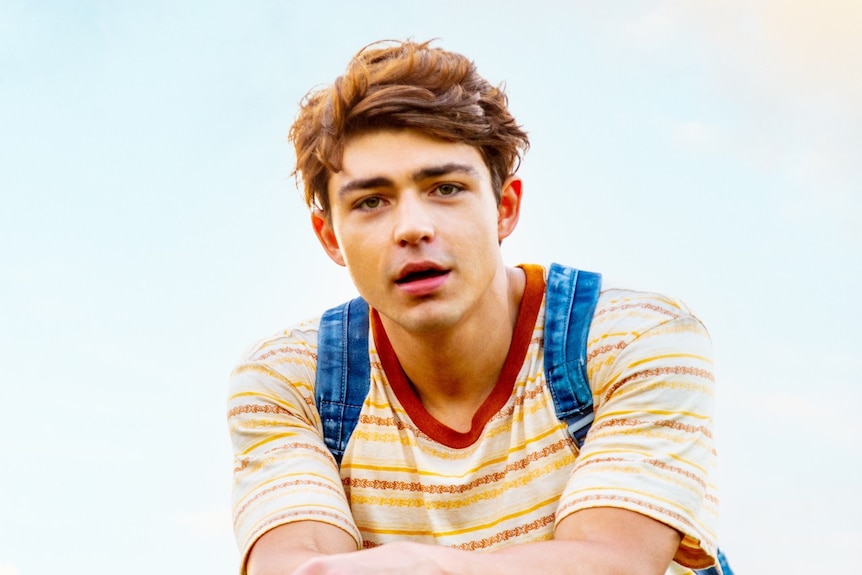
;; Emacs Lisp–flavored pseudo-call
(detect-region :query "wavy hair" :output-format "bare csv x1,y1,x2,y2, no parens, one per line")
289,39,530,214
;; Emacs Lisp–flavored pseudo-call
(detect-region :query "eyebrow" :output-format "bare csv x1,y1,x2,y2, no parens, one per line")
337,163,482,197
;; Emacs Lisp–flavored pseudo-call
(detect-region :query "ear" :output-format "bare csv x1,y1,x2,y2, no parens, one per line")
497,175,523,241
311,209,346,266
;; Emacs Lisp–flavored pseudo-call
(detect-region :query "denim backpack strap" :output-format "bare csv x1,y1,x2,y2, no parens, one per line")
314,297,371,465
544,263,602,448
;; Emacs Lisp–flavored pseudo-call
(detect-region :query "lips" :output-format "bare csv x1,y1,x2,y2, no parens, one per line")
395,261,449,283
395,268,449,284
394,262,451,295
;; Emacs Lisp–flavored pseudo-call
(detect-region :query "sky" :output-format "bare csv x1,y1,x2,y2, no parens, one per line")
1,1,860,573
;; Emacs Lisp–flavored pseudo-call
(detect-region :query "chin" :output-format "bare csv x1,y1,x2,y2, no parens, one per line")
388,304,464,335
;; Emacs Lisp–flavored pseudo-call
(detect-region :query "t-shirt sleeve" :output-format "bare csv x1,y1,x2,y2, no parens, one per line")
554,290,720,570
227,320,361,571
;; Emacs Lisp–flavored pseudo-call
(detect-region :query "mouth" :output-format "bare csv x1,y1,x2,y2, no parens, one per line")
395,267,450,285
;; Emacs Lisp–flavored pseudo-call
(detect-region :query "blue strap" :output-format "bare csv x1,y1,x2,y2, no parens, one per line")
315,296,370,465
543,263,602,448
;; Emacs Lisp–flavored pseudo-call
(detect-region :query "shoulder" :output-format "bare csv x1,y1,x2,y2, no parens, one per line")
594,288,698,321
239,315,321,361
585,288,713,395
584,287,715,422
591,288,708,339
539,265,704,334
229,315,324,398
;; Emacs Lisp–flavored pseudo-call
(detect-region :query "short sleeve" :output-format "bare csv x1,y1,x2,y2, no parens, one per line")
227,320,361,572
555,290,720,570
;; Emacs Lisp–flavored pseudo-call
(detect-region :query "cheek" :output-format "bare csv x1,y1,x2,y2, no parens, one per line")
338,233,380,270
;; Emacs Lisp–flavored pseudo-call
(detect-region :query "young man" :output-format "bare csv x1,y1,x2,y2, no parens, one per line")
228,40,722,575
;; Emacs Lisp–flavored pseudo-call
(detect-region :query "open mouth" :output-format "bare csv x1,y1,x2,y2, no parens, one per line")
395,269,449,284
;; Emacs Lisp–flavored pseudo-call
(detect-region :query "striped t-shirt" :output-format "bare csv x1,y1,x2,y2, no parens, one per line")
228,264,719,573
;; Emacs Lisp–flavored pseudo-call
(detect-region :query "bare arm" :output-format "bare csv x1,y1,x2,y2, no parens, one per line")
251,507,680,575
518,507,682,574
247,521,358,575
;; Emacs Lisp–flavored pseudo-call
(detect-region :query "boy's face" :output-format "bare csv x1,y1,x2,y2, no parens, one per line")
313,129,522,335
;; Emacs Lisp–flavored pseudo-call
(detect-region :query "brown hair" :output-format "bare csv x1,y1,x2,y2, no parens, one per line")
289,39,530,214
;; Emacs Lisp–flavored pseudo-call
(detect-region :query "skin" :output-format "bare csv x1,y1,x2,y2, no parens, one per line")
312,129,525,430
248,129,681,575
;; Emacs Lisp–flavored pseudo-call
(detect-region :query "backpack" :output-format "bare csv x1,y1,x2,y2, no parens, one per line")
314,263,732,575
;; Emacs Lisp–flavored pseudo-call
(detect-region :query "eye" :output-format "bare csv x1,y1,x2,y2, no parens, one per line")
355,196,384,210
434,183,463,196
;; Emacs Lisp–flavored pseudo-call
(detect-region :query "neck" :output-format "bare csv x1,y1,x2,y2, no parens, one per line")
379,266,527,431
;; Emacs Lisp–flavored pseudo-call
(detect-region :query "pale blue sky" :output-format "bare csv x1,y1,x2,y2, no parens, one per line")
1,1,860,574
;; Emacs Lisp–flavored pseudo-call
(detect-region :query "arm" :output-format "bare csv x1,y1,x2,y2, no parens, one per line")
480,507,679,575
276,508,678,575
247,521,358,575
228,327,361,574
557,296,720,568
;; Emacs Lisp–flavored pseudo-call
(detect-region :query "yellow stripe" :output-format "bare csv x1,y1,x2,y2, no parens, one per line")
562,484,688,519
350,455,574,510
232,363,305,389
588,330,641,343
344,425,563,477
598,408,712,422
260,501,348,519
361,495,559,537
627,353,711,369
241,432,299,455
233,472,344,514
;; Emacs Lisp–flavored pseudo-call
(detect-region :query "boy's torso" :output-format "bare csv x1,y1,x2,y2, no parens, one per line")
342,300,574,549
228,268,719,572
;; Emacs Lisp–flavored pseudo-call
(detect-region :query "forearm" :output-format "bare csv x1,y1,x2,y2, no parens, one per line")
425,539,645,575
288,508,679,575
473,508,677,575
250,548,325,575
492,540,641,575
289,539,666,575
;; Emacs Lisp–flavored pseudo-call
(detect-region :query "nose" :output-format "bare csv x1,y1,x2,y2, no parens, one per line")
393,192,435,246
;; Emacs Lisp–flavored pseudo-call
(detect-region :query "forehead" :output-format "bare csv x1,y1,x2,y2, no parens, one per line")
337,129,489,180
